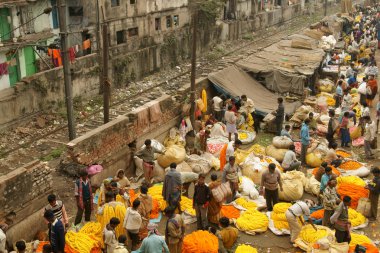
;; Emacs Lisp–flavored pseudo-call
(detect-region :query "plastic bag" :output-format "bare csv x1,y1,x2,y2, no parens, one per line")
239,176,259,200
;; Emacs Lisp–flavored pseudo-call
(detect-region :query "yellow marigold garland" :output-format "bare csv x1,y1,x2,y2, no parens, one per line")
236,209,268,232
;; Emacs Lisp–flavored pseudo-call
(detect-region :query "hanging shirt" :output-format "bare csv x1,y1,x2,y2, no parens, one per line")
83,39,91,50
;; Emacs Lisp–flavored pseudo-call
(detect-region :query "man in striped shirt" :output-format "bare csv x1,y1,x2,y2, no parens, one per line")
44,194,69,228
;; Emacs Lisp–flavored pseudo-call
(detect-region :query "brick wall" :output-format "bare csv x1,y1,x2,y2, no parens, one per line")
0,160,53,223
67,93,182,165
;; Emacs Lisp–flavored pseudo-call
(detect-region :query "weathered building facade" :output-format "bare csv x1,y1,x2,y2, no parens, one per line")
0,0,58,90
0,0,302,126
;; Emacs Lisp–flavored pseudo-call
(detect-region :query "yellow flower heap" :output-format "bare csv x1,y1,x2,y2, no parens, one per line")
148,184,196,216
235,197,257,210
349,233,372,247
348,208,366,227
236,209,268,232
96,202,126,238
270,202,302,230
65,222,103,252
298,225,329,244
235,244,258,253
337,176,366,187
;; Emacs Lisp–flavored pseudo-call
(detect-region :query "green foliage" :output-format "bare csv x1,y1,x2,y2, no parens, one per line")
40,146,65,161
242,34,254,40
198,0,225,21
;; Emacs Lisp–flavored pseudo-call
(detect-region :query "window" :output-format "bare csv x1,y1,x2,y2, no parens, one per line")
111,0,120,7
50,0,59,29
116,30,125,44
130,0,136,4
155,18,161,31
128,27,138,37
0,8,11,41
68,6,83,16
166,16,172,28
173,15,179,26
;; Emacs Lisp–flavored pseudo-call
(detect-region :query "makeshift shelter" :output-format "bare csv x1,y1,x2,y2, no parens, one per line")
236,34,326,96
208,65,301,116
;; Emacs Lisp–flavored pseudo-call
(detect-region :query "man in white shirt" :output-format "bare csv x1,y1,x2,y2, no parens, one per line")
281,145,301,172
226,139,242,162
285,201,311,243
224,105,238,142
212,96,223,122
358,77,368,105
0,223,8,253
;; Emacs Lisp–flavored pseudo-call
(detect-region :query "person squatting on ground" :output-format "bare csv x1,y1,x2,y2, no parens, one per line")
217,217,239,252
281,144,301,172
134,223,169,253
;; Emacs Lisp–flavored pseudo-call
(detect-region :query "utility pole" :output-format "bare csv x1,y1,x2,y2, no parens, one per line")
189,10,197,128
324,0,327,16
58,0,76,140
102,23,110,124
96,0,104,94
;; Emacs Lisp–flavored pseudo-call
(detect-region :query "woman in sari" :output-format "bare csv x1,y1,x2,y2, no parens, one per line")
114,169,130,189
208,174,223,226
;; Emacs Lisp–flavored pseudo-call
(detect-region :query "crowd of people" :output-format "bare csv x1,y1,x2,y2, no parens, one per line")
2,4,380,253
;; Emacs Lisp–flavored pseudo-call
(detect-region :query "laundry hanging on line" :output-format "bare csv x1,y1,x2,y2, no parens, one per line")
82,39,91,50
0,62,9,76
